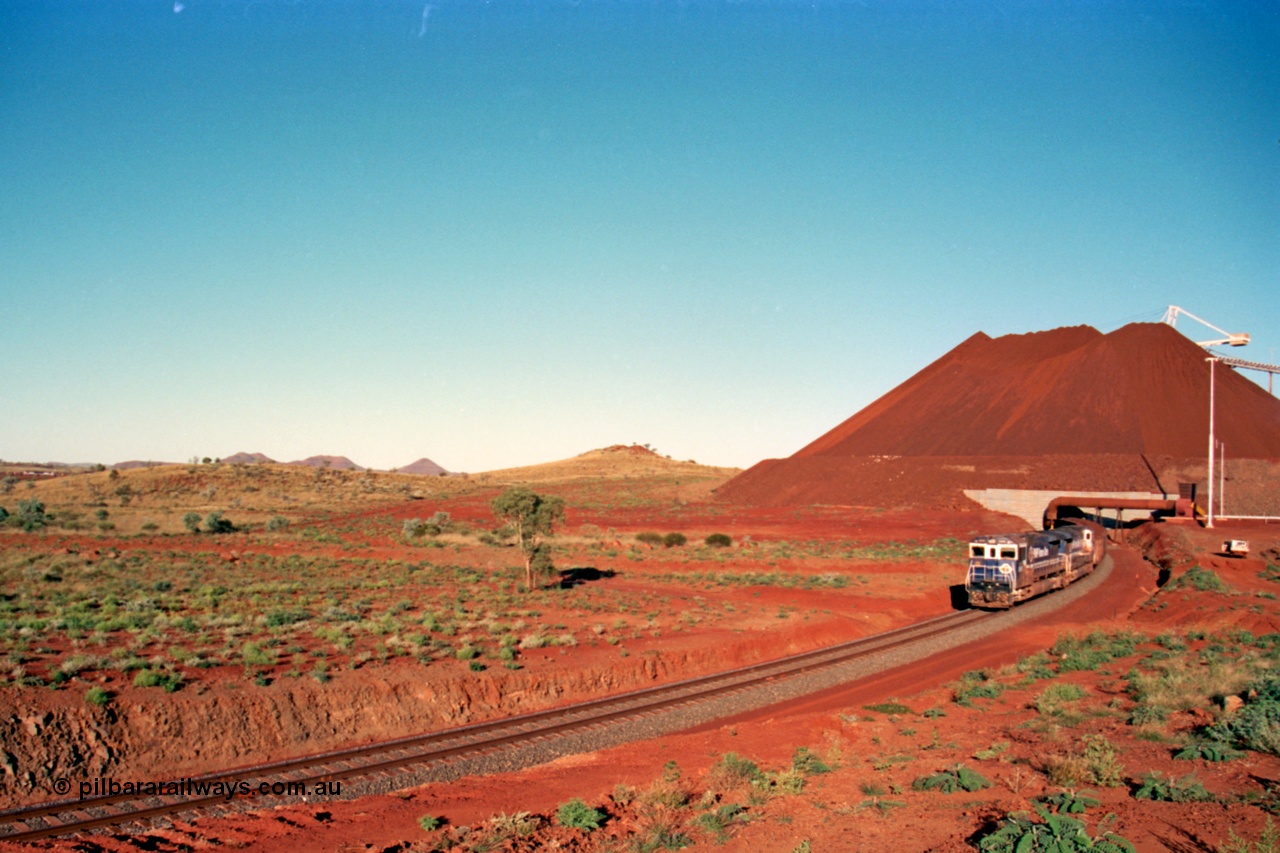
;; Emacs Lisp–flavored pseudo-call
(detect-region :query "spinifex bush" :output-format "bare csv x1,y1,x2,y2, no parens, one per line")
1167,565,1229,593
791,746,831,775
704,533,732,548
953,670,1003,706
1051,631,1140,672
707,753,763,789
1034,682,1088,720
1077,734,1124,788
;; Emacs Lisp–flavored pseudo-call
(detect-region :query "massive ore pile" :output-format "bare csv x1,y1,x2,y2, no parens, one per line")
720,323,1280,509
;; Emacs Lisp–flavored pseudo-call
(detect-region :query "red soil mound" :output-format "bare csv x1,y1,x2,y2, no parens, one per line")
799,323,1280,458
721,322,1280,508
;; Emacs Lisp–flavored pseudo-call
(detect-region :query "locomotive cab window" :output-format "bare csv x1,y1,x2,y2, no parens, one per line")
1000,547,1016,559
970,545,985,558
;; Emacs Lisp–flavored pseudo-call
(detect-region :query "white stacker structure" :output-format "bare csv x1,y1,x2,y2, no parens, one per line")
1162,305,1279,525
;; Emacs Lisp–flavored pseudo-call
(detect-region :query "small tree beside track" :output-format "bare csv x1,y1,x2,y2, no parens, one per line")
490,487,566,591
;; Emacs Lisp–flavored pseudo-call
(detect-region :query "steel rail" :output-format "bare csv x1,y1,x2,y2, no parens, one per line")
0,608,985,842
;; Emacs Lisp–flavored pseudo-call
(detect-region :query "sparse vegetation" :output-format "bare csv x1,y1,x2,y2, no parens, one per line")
1167,565,1230,593
555,798,605,832
911,764,990,793
1132,771,1214,802
977,806,1135,853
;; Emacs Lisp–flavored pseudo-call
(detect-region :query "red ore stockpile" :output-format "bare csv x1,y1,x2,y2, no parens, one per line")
720,323,1280,508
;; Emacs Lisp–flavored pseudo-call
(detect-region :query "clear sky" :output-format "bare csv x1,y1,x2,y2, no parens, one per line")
2,0,1277,471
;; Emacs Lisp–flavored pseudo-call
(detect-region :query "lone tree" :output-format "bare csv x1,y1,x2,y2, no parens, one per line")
490,486,565,591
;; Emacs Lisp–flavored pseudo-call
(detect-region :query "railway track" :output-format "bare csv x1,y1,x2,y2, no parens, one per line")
0,608,990,842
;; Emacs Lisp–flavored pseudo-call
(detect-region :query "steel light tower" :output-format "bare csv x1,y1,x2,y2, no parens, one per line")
1206,357,1217,529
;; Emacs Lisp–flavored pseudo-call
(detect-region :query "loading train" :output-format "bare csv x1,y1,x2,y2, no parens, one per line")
964,522,1106,609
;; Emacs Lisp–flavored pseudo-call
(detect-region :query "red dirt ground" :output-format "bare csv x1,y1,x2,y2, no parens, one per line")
9,517,1280,853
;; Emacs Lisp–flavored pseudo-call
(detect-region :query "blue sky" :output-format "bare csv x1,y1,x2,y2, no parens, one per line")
2,0,1276,471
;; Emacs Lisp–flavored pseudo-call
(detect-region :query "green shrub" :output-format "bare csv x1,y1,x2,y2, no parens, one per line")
1035,682,1088,718
704,533,732,548
978,806,1135,853
204,511,235,534
85,687,111,707
1014,651,1057,680
1128,703,1170,726
1168,565,1229,593
417,814,442,832
1051,631,1139,672
954,670,1003,705
1133,771,1214,802
17,499,47,531
1203,675,1280,755
132,669,183,692
1036,790,1100,815
693,803,743,841
555,798,605,832
1082,735,1123,787
663,532,687,548
635,531,664,546
266,515,289,531
709,752,763,787
182,511,202,533
974,742,1010,761
911,764,990,793
265,609,312,627
864,701,913,715
792,747,831,775
1175,740,1244,762
241,642,274,666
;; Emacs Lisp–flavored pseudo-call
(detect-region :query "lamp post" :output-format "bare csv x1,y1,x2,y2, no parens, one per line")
1206,357,1217,529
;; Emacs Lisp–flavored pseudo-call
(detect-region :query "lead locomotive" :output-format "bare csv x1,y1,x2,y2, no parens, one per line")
965,522,1105,609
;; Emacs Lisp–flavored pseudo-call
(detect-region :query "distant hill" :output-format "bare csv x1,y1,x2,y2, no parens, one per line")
395,458,448,476
473,445,739,485
111,460,171,470
221,452,276,465
286,455,365,471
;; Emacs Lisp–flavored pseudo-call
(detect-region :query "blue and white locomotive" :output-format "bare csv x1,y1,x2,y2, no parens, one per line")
965,523,1105,609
